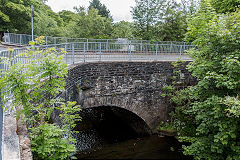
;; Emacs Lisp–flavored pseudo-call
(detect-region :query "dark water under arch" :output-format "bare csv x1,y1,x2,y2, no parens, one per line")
73,106,191,159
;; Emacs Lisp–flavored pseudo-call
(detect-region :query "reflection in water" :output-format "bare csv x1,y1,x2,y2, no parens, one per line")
73,106,191,159
76,135,191,159
74,106,151,152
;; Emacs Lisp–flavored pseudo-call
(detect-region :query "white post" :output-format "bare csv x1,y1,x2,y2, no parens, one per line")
180,45,183,56
54,38,56,47
170,42,172,53
31,5,34,42
155,44,158,60
129,43,132,61
84,42,86,63
45,36,48,45
72,43,75,64
20,34,22,45
183,42,186,53
99,43,101,61
65,43,67,64
106,39,109,51
86,39,89,51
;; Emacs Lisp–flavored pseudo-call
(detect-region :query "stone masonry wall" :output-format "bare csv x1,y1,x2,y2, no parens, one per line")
66,61,195,133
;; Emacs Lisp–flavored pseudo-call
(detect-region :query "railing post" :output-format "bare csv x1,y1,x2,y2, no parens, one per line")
65,43,68,64
99,43,101,61
155,44,158,60
54,38,56,47
106,39,109,51
170,42,172,53
72,43,75,64
129,42,132,61
183,42,186,53
20,34,22,45
86,39,89,51
83,42,86,63
180,45,183,56
8,33,11,44
45,36,48,45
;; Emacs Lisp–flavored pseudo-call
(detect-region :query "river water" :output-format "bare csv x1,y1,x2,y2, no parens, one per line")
73,106,192,159
76,135,191,159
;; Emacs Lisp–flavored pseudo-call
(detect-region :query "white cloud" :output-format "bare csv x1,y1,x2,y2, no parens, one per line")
46,0,135,22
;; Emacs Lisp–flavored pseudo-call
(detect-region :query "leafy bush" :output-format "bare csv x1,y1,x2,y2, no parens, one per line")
30,123,76,160
0,37,81,159
168,1,240,159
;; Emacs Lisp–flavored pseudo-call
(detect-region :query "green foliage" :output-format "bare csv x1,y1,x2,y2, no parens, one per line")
66,8,113,39
59,10,77,26
0,0,32,32
132,0,164,40
180,0,199,15
33,6,64,36
210,0,240,13
159,60,193,134
155,0,187,41
88,0,112,20
158,121,176,132
0,37,81,159
30,123,76,160
112,21,135,38
0,0,64,36
58,101,82,130
167,1,240,159
132,0,196,41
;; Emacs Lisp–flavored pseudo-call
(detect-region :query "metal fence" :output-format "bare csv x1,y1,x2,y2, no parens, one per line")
3,33,193,46
0,96,2,160
0,41,194,66
2,33,194,63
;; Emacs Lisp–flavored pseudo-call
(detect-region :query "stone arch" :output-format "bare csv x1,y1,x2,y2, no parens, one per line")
66,61,194,133
73,105,151,151
80,95,157,134
80,105,152,136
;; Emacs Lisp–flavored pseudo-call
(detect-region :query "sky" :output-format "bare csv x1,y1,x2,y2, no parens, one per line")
46,0,136,22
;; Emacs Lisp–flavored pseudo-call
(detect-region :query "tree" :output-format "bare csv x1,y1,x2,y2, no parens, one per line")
168,1,240,159
132,0,192,41
180,0,199,15
0,0,32,33
88,0,112,19
66,8,113,39
210,0,240,13
132,0,166,40
0,0,64,36
33,5,65,36
155,0,187,41
73,5,86,14
112,21,135,38
59,10,77,26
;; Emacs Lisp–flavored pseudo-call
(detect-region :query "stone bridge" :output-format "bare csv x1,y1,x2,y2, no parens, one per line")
3,60,195,159
65,61,195,134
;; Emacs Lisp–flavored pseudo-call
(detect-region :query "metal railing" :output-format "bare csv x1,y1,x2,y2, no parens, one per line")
0,41,193,66
2,32,195,63
3,33,193,46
